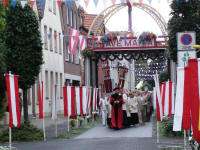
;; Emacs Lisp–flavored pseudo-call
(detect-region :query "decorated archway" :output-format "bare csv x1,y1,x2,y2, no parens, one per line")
88,2,167,36
83,2,168,91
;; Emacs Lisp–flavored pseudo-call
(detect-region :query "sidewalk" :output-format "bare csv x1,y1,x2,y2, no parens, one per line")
30,115,68,139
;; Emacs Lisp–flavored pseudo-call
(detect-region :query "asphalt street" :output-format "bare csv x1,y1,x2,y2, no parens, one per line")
13,122,160,150
15,137,158,150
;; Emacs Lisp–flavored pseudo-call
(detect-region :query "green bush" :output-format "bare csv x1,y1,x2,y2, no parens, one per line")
0,123,43,142
160,116,183,137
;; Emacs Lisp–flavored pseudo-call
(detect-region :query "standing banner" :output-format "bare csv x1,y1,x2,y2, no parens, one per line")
5,73,21,150
5,73,21,128
76,86,83,116
38,82,44,119
173,67,185,131
82,86,87,115
37,81,46,141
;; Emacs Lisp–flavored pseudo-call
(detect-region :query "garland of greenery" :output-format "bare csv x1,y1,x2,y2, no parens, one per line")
81,48,96,58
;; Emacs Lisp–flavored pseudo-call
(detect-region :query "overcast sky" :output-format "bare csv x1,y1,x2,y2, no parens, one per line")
79,0,171,35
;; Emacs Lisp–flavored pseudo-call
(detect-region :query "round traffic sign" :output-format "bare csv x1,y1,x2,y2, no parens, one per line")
181,33,192,45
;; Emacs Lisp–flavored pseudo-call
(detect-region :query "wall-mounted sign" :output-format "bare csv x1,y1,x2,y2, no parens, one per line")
87,37,157,49
177,32,196,51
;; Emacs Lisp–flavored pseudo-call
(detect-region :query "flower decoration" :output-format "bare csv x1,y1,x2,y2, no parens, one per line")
81,48,96,58
138,32,157,45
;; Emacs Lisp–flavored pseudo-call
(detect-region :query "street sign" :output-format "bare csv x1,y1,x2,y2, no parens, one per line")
177,32,196,51
178,50,196,67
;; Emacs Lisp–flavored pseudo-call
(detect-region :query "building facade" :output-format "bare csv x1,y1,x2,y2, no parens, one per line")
60,2,84,86
28,0,64,117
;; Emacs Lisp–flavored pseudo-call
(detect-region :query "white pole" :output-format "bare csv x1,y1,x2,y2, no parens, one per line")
55,118,58,138
157,121,159,143
76,116,79,128
184,130,187,150
42,118,46,141
9,127,12,150
85,116,87,126
67,116,70,132
55,85,58,138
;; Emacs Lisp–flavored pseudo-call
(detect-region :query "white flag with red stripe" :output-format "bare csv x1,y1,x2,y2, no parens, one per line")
82,86,87,115
92,88,98,112
87,87,92,115
63,86,77,117
79,35,86,51
163,81,174,117
5,73,21,128
173,67,185,131
154,74,163,121
69,28,79,55
75,86,84,116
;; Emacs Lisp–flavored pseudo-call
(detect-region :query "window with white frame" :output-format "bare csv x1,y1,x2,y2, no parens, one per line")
74,12,77,29
59,33,62,54
44,25,48,50
54,30,57,53
60,73,63,98
71,10,73,27
65,44,69,61
45,71,49,99
53,0,56,14
49,28,53,51
50,71,54,100
66,7,69,25
68,8,71,25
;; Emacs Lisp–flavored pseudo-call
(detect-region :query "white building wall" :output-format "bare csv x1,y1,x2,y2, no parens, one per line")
28,0,64,117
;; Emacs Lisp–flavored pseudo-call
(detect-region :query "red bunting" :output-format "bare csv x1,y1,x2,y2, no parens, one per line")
111,0,116,5
57,0,62,7
139,0,143,3
2,0,9,7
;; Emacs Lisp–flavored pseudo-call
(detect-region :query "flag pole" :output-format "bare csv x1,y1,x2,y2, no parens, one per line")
76,116,79,128
9,127,12,150
67,116,70,132
41,81,46,141
184,130,187,150
157,121,159,143
42,117,46,141
55,84,58,138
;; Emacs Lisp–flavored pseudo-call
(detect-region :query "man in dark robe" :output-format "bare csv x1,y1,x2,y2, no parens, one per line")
110,89,124,129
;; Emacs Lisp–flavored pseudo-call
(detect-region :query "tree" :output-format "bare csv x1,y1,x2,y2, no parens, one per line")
0,4,6,120
168,0,200,62
4,3,43,122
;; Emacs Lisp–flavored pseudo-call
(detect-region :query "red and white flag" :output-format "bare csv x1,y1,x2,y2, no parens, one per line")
5,73,21,128
75,86,84,116
154,74,162,121
173,67,185,131
111,0,116,5
92,88,98,112
69,28,79,55
183,59,200,142
163,81,174,118
82,86,88,115
86,87,92,115
79,35,86,51
38,81,44,119
63,86,77,118
57,0,62,7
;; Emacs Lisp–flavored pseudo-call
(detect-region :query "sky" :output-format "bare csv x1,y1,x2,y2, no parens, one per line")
79,0,172,36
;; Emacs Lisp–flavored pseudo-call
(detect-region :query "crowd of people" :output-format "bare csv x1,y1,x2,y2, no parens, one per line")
99,88,153,129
